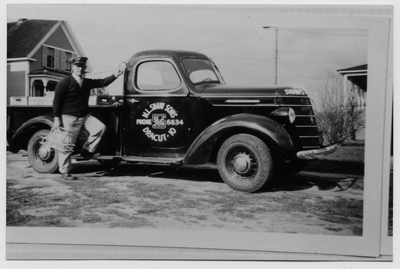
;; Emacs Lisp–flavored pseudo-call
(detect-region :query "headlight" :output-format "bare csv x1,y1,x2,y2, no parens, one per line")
288,108,296,123
269,107,296,124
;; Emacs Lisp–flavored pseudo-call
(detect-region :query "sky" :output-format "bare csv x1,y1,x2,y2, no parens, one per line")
6,3,369,105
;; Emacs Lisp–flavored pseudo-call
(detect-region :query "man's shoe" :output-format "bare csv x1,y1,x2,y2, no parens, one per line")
61,173,77,181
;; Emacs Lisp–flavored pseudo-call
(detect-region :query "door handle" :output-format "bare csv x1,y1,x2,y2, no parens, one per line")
128,98,139,104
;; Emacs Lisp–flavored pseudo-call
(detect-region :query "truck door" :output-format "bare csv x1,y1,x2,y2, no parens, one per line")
123,60,194,157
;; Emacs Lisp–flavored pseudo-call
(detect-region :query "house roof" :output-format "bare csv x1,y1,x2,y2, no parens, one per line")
337,64,368,92
29,67,71,77
7,19,60,58
337,64,368,74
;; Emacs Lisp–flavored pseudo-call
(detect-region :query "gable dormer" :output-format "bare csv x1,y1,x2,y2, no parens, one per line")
7,19,88,104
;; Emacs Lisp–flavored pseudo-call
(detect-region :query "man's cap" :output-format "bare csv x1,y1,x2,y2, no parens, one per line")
69,57,88,67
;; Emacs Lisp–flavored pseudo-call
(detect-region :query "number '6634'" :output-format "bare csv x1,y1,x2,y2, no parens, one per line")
167,119,184,125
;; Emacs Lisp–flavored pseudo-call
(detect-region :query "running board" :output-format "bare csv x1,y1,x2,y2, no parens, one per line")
98,155,183,165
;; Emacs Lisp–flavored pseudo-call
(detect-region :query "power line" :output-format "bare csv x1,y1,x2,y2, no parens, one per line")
278,34,330,76
280,28,368,37
195,30,262,52
220,57,275,72
212,55,275,61
279,61,328,81
84,21,180,48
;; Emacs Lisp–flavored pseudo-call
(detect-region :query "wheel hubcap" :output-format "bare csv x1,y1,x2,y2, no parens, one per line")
38,145,52,161
233,155,250,173
230,150,256,177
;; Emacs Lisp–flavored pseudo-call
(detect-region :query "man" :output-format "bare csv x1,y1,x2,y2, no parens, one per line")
53,56,124,180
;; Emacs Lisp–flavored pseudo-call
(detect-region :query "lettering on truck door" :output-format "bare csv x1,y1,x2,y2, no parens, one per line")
123,60,193,156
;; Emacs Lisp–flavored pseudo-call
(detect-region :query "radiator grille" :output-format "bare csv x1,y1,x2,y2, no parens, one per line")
280,97,322,149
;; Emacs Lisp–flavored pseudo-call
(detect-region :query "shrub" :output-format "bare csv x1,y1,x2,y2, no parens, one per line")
314,73,365,145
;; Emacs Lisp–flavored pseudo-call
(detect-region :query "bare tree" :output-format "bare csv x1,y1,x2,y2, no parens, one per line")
314,72,365,145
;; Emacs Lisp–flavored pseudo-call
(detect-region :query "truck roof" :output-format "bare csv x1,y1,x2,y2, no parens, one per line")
128,50,209,62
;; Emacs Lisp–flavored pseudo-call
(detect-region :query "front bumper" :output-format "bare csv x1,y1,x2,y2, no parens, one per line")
296,144,337,160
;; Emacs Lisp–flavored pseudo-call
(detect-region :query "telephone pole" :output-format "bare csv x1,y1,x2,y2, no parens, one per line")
263,26,278,85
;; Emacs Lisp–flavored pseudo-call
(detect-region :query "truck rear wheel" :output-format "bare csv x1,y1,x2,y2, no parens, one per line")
27,129,59,174
217,134,274,193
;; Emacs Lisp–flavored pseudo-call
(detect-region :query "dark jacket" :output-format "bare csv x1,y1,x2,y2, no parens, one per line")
53,75,117,117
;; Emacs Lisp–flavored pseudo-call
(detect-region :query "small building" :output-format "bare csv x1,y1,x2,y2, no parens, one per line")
337,64,367,109
337,64,367,140
7,19,90,105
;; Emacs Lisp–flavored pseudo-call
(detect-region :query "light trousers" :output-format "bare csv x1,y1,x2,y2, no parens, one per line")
58,114,106,173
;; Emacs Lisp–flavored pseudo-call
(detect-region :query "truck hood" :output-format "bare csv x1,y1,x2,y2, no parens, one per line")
198,84,308,98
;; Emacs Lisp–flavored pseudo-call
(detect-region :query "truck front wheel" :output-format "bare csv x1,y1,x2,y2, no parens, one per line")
27,129,59,174
217,134,274,193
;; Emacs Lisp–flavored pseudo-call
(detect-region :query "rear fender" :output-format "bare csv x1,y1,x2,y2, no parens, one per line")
183,113,296,164
8,116,54,153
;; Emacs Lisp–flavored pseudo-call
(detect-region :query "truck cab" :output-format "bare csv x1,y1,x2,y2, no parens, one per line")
7,50,337,193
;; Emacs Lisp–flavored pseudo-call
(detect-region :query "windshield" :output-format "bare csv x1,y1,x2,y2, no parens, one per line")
182,59,222,85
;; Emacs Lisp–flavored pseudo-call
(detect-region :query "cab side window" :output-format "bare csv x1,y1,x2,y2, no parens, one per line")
136,61,181,91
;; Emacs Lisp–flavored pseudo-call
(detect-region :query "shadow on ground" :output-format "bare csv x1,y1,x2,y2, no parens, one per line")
70,160,362,194
303,159,364,175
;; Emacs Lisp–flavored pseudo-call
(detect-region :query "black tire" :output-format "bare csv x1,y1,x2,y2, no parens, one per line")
27,129,59,174
217,134,274,193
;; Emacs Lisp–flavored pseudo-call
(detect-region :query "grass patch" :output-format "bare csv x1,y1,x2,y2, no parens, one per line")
7,182,48,226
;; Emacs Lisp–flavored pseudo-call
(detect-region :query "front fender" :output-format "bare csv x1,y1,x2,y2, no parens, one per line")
8,116,54,153
183,113,296,164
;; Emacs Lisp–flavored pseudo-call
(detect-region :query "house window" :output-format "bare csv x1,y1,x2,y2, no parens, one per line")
47,47,55,68
46,81,58,98
32,80,44,97
60,51,75,71
65,52,72,71
43,46,75,71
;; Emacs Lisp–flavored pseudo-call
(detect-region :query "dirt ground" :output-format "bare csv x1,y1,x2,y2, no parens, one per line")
6,151,364,236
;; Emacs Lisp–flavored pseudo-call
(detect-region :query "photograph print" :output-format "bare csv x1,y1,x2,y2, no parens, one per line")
5,3,393,259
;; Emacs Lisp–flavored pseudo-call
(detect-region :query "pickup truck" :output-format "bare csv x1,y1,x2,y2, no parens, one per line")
7,50,337,193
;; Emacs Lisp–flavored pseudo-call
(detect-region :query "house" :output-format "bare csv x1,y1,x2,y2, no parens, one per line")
337,64,367,140
337,64,367,109
7,18,90,105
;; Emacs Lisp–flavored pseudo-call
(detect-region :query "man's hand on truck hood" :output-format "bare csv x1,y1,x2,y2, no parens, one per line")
114,62,126,78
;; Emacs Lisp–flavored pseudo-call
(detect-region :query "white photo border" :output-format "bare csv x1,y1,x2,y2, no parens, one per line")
5,4,394,259
380,17,393,256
